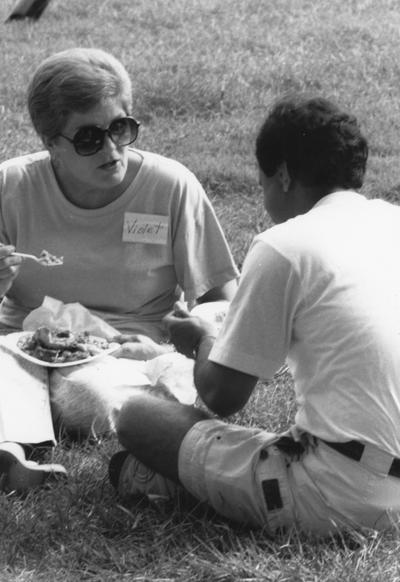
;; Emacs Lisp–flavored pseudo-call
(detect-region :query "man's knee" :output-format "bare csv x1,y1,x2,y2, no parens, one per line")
116,393,209,453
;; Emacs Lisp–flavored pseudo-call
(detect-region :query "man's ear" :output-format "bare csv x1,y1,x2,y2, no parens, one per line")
277,161,291,193
43,136,54,151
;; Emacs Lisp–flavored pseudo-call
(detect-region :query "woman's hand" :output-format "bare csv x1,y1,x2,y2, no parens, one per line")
0,245,22,297
111,334,172,361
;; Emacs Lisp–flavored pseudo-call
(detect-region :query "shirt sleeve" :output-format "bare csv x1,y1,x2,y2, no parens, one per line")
209,235,302,379
170,171,239,304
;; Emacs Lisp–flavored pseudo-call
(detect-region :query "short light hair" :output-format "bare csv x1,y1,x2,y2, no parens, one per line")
27,47,133,142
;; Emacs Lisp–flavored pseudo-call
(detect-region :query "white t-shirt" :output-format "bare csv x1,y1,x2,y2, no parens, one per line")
210,191,400,455
0,149,239,340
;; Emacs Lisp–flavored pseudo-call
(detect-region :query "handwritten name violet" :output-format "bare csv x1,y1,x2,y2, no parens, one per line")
123,212,169,245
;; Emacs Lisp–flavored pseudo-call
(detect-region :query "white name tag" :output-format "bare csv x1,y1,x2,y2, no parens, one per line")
122,212,169,245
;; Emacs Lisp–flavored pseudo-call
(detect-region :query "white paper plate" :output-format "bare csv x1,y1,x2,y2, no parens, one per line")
5,331,120,368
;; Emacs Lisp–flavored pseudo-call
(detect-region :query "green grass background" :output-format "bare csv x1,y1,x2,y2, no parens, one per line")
1,0,400,580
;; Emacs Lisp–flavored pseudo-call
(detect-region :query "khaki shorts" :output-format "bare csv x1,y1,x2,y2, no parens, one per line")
178,419,400,536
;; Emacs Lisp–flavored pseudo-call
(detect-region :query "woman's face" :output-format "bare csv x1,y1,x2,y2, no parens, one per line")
49,97,133,207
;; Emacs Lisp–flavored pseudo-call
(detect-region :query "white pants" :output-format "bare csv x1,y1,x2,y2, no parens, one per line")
178,419,400,536
0,336,55,444
49,352,197,436
0,332,196,442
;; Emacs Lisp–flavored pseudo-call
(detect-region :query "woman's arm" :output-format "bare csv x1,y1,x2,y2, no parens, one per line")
0,244,22,298
196,279,238,304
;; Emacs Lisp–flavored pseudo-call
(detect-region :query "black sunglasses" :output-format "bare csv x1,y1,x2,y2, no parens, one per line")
59,116,140,156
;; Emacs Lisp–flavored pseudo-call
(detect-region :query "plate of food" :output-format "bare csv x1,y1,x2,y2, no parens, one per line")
9,327,120,367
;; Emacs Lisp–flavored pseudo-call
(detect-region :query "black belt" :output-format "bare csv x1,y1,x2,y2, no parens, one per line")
321,439,400,479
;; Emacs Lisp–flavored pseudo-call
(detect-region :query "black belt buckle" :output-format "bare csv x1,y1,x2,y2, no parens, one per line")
275,435,306,458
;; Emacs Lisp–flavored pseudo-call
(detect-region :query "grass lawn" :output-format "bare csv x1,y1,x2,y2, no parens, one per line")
1,0,400,580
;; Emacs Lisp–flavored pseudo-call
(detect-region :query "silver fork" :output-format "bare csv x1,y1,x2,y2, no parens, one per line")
11,251,63,266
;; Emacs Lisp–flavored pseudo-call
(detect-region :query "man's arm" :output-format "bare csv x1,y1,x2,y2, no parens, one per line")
194,333,258,416
164,308,258,417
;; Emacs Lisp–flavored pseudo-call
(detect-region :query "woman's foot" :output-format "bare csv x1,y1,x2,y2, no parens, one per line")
0,442,67,493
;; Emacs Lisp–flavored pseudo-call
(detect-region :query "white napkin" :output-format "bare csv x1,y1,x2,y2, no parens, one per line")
22,296,119,340
190,299,230,332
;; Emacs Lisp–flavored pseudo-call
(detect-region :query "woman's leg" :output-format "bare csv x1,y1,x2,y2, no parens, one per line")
0,337,65,491
0,338,56,444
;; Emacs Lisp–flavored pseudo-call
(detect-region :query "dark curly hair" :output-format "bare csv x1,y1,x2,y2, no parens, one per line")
255,94,368,191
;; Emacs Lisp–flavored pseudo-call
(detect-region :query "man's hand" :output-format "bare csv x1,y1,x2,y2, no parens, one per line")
112,334,171,361
163,302,217,359
165,301,258,416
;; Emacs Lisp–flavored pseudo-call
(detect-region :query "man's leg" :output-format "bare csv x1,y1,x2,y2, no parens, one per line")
115,393,210,482
111,396,297,532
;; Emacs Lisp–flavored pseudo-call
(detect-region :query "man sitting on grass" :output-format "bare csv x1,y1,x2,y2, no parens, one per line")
108,94,400,537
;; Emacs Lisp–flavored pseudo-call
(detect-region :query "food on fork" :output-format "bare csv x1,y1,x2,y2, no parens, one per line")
17,326,115,363
10,249,64,266
38,249,64,266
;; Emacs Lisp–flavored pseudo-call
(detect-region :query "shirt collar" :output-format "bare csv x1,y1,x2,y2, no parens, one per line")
312,190,364,210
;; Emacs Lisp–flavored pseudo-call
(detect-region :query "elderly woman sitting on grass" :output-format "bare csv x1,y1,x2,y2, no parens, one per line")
0,47,238,493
